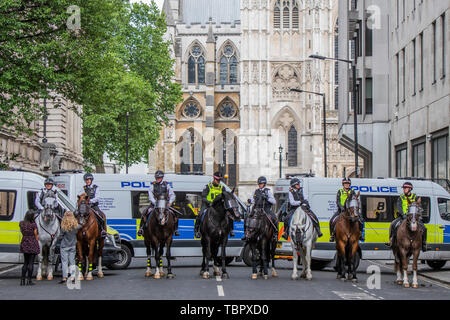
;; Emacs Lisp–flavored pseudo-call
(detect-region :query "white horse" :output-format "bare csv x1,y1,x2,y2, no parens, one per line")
36,193,61,281
289,205,318,281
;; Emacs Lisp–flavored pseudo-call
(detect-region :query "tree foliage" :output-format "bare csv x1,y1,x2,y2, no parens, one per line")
0,0,182,168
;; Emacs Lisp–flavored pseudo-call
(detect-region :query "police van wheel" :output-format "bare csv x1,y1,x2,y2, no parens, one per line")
310,259,330,271
426,260,446,270
107,244,132,270
242,244,253,267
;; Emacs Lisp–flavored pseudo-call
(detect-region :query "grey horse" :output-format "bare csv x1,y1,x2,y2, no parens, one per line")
35,192,61,281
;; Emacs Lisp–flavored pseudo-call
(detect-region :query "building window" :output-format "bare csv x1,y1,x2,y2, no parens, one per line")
420,32,424,90
287,125,298,167
432,20,437,84
365,19,373,56
179,128,203,174
396,53,399,105
396,144,407,177
218,99,238,119
274,0,298,30
402,48,406,102
187,44,205,85
432,134,449,180
442,13,446,78
181,100,201,119
365,78,373,114
412,139,426,177
219,44,238,85
413,38,416,95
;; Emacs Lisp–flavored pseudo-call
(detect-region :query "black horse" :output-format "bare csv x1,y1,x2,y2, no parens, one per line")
144,196,176,279
245,208,278,280
199,189,241,279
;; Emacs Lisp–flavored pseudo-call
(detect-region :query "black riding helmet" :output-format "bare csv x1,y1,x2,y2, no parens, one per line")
257,176,267,185
342,177,351,185
155,170,164,179
213,172,223,181
290,178,301,187
44,177,55,185
402,182,413,190
83,173,94,181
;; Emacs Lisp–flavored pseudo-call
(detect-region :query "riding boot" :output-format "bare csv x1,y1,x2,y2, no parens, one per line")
194,216,201,238
174,218,180,237
282,223,289,240
137,217,145,237
421,226,427,252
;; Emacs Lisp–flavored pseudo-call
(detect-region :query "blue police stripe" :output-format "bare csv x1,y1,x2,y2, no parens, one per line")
444,225,450,244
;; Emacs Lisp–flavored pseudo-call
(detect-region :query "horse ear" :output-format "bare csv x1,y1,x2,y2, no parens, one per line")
356,191,360,198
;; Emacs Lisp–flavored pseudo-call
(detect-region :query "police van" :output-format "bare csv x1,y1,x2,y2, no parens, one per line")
0,171,122,265
274,177,450,270
52,173,248,269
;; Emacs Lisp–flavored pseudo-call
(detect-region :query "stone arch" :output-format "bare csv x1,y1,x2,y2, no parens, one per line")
271,106,301,167
216,97,239,120
178,96,203,120
176,127,204,173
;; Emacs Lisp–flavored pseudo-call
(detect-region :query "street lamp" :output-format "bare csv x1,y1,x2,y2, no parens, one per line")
279,145,283,179
309,54,359,178
126,108,154,174
290,88,328,177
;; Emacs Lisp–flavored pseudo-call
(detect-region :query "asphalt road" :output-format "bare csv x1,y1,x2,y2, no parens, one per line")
0,257,449,301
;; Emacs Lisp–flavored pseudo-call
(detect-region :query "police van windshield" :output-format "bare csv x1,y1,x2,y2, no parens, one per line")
56,188,76,212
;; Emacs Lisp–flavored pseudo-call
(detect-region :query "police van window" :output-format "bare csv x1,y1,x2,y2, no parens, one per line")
0,190,17,221
173,192,201,219
131,192,150,219
27,192,38,211
274,193,288,214
361,196,394,223
438,198,450,221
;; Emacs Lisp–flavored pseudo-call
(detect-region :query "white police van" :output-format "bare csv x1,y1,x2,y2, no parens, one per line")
274,177,450,270
52,173,248,269
0,171,122,265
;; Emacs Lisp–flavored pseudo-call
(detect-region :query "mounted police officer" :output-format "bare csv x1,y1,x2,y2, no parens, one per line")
241,176,278,241
329,178,364,242
77,173,107,238
387,182,427,251
282,178,323,240
138,170,176,237
34,177,64,219
194,172,235,239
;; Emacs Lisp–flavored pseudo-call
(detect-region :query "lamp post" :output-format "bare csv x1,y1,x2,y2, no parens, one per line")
309,54,359,177
126,108,154,174
279,145,283,178
290,88,327,177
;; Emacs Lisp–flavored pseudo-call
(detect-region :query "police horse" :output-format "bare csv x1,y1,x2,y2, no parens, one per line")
199,189,241,279
36,191,61,281
288,204,318,281
392,199,424,288
144,196,176,279
245,206,278,280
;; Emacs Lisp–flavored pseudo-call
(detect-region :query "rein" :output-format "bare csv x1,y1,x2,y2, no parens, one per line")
38,214,58,243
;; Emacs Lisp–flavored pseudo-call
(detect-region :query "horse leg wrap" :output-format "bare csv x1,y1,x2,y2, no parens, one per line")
89,264,93,272
147,258,151,267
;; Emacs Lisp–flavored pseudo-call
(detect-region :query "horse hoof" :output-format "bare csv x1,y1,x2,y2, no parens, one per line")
98,273,104,278
36,276,42,281
292,275,299,281
167,273,175,279
352,278,358,283
214,271,220,277
257,272,263,277
47,275,53,281
86,276,93,281
78,275,84,281
222,273,229,280
145,272,153,278
403,283,410,288
272,270,278,277
412,283,419,289
154,274,161,279
396,280,403,285
251,274,258,280
263,275,269,280
202,272,210,279
159,272,166,277
340,276,346,281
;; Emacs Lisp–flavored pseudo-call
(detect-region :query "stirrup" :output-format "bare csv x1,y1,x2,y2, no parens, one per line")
174,230,180,237
137,228,144,237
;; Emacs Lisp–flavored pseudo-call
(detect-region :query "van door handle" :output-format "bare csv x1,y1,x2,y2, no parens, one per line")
439,226,446,229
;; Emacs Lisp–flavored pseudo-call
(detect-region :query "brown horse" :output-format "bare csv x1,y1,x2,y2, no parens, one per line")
144,196,176,279
76,193,104,281
392,199,423,288
335,191,361,282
